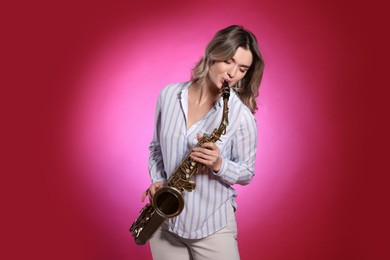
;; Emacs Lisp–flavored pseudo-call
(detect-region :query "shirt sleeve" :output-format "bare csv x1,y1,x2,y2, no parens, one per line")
148,92,167,183
214,111,258,185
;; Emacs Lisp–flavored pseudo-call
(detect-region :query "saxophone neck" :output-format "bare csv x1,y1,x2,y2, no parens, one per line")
210,81,230,140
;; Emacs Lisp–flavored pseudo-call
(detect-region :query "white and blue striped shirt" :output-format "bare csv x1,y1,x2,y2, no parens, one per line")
148,82,258,239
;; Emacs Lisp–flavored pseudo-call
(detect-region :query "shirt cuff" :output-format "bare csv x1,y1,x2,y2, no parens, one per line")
213,157,227,177
150,171,167,183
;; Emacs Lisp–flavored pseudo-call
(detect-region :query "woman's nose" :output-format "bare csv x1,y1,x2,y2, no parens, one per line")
227,66,237,78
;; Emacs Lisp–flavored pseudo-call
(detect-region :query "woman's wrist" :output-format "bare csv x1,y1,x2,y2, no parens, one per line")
213,156,223,173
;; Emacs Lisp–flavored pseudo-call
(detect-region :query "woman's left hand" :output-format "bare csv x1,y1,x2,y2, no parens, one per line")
190,133,222,172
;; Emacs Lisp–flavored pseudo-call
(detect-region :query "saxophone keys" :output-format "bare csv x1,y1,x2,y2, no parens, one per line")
183,181,196,192
185,168,191,179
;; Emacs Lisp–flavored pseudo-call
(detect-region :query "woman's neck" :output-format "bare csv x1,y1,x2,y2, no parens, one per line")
189,79,220,106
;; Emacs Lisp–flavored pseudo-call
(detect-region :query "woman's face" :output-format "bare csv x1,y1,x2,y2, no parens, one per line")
208,47,253,89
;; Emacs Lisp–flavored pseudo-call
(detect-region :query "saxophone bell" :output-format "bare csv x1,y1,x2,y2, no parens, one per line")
152,186,184,218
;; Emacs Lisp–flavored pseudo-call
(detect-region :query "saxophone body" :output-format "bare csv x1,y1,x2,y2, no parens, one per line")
130,81,230,245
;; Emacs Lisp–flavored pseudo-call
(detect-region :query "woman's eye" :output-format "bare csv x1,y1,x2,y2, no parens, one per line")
224,60,232,64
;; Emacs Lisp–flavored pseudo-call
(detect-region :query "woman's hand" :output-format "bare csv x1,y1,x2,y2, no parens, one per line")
141,182,164,202
190,133,223,172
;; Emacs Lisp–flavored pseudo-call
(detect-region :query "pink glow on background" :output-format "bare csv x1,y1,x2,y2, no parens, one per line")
3,0,389,259
66,1,347,258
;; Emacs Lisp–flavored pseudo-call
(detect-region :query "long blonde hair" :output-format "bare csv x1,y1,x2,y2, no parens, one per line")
191,25,265,114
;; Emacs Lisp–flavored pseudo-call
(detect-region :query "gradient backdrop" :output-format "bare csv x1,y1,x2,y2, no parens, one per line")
3,0,388,259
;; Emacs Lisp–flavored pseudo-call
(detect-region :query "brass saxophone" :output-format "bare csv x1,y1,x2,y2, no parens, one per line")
129,81,230,245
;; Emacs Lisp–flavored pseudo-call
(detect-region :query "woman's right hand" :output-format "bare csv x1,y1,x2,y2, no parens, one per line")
141,182,164,202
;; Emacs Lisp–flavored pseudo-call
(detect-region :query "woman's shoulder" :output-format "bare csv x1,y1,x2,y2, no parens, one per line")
230,90,257,123
157,82,189,103
160,81,189,95
230,91,252,113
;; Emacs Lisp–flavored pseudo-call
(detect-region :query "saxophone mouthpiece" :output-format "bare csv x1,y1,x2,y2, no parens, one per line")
222,80,230,99
222,80,229,87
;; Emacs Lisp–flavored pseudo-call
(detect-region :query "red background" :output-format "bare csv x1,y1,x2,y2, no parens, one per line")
2,0,388,259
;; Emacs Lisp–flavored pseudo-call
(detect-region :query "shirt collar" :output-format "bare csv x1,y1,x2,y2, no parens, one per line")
177,81,191,100
177,81,225,110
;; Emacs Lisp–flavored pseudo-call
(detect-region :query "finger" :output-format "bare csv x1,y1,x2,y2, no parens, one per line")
191,152,214,162
201,142,217,150
196,133,202,140
190,156,211,166
192,148,211,156
141,190,148,202
150,183,162,197
149,187,156,197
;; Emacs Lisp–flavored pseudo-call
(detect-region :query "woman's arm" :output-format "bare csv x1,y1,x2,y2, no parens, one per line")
190,111,258,186
148,93,167,183
215,111,258,185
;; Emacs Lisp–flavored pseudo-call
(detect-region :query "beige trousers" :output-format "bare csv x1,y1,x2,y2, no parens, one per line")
149,205,240,260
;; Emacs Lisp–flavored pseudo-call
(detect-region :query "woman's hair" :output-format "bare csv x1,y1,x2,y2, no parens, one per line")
191,25,265,114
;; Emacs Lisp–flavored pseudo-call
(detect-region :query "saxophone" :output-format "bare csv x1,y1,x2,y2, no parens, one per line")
129,81,230,245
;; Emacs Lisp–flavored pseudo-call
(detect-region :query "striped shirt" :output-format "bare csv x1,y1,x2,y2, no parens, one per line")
148,81,258,239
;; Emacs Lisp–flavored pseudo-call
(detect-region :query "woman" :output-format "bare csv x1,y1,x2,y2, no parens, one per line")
142,25,264,260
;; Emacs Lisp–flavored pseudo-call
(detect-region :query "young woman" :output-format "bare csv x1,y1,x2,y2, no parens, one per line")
142,25,264,260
